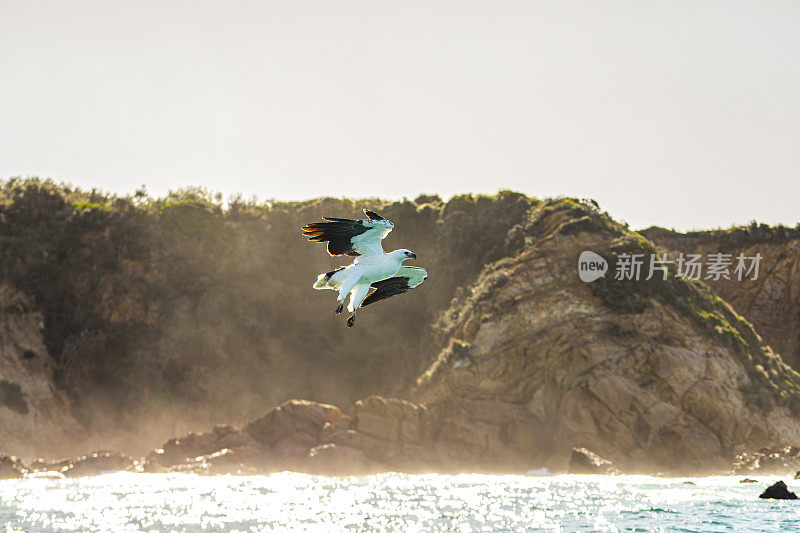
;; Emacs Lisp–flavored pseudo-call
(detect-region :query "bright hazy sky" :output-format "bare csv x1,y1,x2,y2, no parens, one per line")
1,1,798,230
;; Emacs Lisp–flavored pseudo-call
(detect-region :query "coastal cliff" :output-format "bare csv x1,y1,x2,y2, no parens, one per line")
412,199,800,473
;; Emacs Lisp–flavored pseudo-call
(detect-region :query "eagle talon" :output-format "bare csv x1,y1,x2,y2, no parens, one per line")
346,316,355,327
335,303,344,315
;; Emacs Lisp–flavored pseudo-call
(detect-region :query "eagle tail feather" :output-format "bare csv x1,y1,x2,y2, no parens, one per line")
313,267,346,290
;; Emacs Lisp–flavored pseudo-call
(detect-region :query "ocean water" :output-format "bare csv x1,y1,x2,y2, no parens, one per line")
1,472,799,532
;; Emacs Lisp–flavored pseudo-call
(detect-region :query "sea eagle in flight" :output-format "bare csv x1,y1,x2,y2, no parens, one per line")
302,209,427,327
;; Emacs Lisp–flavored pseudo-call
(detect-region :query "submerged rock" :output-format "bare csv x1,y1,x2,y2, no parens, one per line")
740,478,758,483
759,481,798,500
567,447,618,475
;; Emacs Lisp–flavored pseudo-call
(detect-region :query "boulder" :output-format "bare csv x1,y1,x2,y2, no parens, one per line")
568,447,618,475
243,400,342,451
759,480,798,500
144,400,345,474
353,396,428,443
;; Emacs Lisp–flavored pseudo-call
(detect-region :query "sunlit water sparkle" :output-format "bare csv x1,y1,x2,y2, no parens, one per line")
2,472,799,532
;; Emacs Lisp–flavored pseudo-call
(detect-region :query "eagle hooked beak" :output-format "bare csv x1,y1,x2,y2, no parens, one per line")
409,252,417,259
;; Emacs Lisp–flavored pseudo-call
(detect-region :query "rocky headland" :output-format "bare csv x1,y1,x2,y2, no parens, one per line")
4,190,800,478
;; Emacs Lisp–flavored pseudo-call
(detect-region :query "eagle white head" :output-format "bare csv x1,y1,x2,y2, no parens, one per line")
390,249,417,261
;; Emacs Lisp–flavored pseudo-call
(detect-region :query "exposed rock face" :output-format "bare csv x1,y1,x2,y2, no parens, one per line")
413,199,800,473
642,226,800,370
244,400,342,451
0,285,81,457
568,447,619,475
759,480,798,500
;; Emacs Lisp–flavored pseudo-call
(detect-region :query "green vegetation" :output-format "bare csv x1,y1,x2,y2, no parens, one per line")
0,178,533,429
587,235,660,314
641,221,800,252
507,197,616,245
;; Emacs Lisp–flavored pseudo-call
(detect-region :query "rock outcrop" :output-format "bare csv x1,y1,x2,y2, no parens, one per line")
0,285,81,457
759,480,798,500
568,447,619,475
412,199,800,473
642,225,800,370
141,398,438,475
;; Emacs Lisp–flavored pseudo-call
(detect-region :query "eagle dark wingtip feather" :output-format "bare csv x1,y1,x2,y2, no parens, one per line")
363,209,385,221
301,213,374,256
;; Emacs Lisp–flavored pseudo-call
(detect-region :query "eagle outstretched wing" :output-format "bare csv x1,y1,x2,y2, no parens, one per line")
302,209,393,257
361,266,428,307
